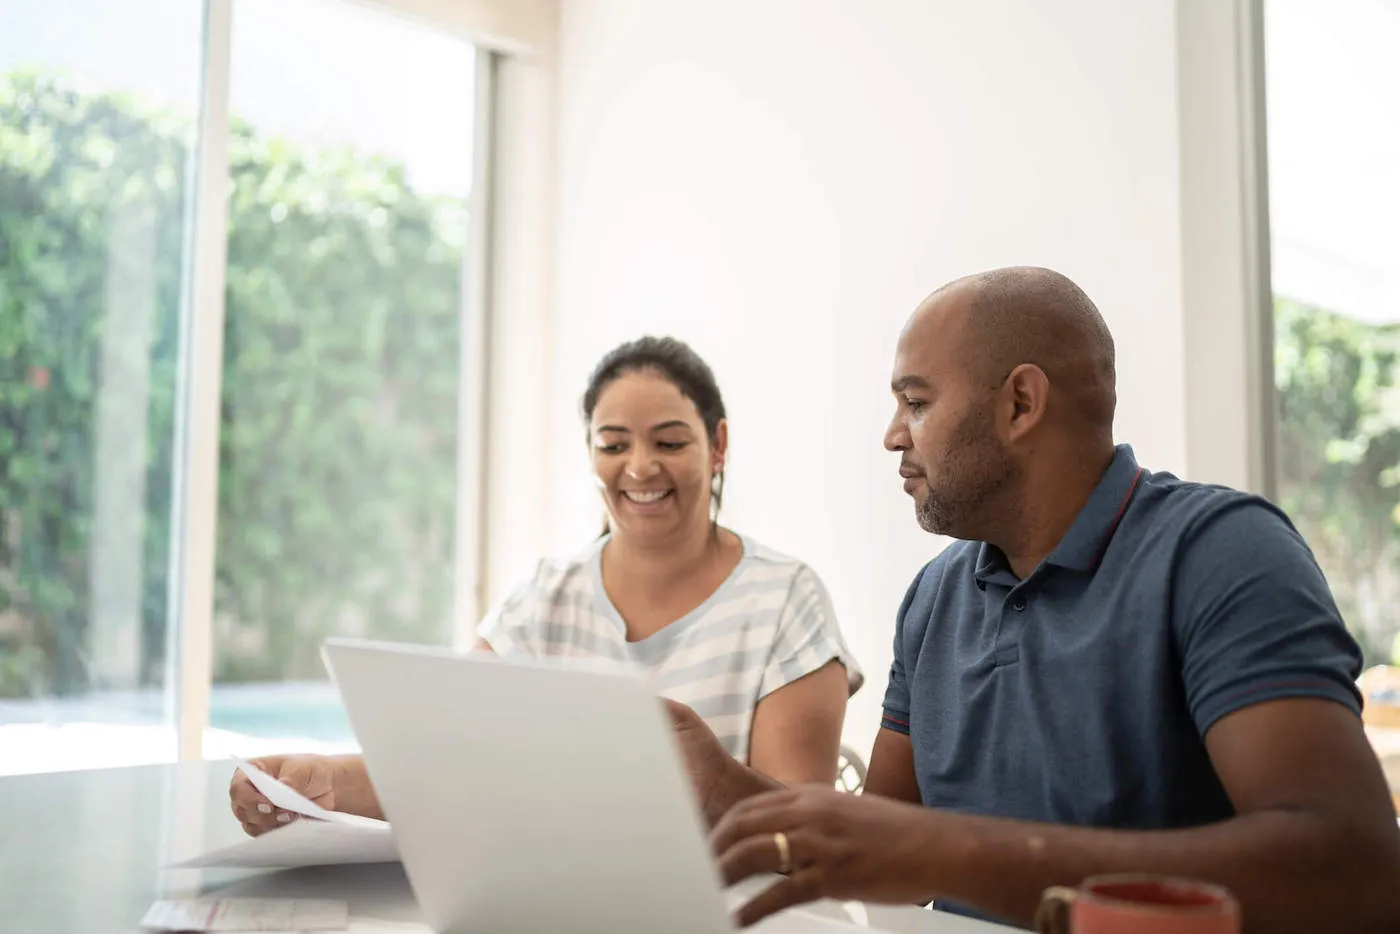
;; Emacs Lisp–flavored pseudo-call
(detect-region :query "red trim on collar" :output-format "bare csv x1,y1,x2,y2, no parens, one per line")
1091,467,1144,570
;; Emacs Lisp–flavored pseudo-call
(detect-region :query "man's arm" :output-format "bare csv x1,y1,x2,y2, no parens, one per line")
714,697,1400,933
862,728,922,803
929,698,1399,930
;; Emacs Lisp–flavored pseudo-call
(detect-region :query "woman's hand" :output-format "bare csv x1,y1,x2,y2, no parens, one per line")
228,754,340,836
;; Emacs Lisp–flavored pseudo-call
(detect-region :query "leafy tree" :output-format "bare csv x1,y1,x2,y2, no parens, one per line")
1274,297,1400,666
0,71,464,697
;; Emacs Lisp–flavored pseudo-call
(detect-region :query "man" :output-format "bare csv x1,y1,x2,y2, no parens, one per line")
670,267,1400,932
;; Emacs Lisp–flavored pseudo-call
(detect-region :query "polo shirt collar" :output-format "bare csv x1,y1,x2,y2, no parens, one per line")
974,444,1142,583
1045,444,1142,572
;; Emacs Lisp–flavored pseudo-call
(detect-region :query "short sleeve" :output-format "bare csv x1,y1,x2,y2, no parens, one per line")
1174,497,1363,736
464,568,541,657
757,566,864,701
880,570,924,735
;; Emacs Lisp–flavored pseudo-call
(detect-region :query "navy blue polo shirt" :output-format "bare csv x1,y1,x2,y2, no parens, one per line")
882,445,1363,834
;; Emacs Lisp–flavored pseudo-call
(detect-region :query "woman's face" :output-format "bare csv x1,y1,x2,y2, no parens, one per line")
589,370,726,544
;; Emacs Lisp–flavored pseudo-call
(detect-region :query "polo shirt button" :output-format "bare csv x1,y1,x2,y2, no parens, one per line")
1013,597,1027,611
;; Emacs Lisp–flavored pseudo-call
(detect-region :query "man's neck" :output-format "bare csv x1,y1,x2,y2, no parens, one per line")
993,444,1116,580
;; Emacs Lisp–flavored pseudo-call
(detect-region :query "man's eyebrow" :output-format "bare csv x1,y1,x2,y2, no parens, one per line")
891,375,931,393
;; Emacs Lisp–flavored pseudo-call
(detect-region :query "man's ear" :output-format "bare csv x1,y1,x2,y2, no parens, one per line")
1003,364,1049,441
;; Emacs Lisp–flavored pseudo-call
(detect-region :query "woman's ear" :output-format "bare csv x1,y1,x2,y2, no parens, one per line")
712,419,729,470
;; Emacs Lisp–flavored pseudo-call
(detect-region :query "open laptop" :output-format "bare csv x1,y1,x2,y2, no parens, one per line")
321,638,871,934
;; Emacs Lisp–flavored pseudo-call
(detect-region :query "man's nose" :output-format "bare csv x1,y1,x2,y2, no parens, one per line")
884,414,909,452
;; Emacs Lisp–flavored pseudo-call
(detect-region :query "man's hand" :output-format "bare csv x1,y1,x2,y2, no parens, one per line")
229,754,338,836
664,698,781,826
664,699,743,821
710,785,938,927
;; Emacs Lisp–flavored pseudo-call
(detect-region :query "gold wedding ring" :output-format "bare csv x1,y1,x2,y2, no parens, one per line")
773,831,792,875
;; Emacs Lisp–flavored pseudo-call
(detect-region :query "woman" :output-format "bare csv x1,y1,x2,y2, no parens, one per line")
230,336,861,835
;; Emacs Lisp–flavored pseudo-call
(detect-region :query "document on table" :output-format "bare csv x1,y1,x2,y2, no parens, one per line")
140,897,347,931
169,760,398,869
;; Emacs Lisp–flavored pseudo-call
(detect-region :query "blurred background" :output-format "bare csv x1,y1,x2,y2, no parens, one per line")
1,0,1397,778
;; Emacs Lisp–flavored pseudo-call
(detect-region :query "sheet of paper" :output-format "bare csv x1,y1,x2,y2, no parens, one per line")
234,759,386,829
140,897,347,931
170,815,398,869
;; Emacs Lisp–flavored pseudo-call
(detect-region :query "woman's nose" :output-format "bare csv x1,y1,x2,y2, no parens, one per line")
626,451,660,479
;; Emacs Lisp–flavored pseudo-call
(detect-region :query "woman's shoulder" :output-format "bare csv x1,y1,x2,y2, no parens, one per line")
731,533,830,593
501,540,602,606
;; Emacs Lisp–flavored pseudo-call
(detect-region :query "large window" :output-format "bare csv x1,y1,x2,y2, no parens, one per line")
1266,0,1400,667
0,0,204,774
208,0,476,757
0,0,485,775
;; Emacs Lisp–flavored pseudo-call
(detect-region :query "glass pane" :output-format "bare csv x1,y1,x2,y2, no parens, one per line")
209,0,475,757
1266,0,1400,667
0,0,203,774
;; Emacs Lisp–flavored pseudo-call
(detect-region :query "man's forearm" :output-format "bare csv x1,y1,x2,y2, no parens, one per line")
917,807,1400,934
330,755,384,820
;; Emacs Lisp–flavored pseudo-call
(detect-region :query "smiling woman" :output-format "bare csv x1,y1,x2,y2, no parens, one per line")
229,337,864,836
476,337,864,780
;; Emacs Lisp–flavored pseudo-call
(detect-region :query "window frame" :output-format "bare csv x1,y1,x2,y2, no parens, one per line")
165,0,540,760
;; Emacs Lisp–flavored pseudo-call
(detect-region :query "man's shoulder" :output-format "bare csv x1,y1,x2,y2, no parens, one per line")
911,539,983,584
1131,466,1302,555
896,541,983,635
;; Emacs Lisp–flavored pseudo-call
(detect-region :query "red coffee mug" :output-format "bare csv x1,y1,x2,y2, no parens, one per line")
1035,874,1241,934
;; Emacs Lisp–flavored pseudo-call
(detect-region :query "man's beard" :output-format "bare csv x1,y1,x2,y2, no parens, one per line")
914,406,1017,539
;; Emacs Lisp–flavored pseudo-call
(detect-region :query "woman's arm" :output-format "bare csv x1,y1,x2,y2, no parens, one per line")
745,659,849,785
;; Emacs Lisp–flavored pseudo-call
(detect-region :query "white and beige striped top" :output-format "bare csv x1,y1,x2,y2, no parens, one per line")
471,535,863,763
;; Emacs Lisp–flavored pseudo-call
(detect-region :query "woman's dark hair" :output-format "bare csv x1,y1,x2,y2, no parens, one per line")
582,336,728,532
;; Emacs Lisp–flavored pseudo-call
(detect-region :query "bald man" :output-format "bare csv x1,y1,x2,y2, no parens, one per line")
668,268,1400,932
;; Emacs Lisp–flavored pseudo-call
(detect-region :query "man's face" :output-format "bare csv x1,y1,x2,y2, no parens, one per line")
883,296,1018,539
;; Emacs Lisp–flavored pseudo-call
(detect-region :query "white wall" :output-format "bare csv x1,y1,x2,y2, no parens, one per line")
536,0,1187,754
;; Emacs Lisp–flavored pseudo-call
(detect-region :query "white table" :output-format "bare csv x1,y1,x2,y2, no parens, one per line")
0,760,1017,933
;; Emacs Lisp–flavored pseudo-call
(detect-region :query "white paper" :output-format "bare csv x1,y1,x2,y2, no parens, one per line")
171,814,398,869
234,759,386,829
140,897,347,931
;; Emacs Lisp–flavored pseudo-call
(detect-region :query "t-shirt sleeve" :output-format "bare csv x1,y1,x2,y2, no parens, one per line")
880,569,925,735
463,566,543,657
1174,497,1363,736
757,565,864,701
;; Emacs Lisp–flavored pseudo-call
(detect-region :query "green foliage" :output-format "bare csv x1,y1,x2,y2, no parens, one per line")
1274,297,1400,665
0,72,463,696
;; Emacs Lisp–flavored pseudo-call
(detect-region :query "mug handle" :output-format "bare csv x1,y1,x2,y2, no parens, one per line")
1035,885,1079,934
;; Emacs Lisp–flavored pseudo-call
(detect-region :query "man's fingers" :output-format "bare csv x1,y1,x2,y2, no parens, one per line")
717,833,786,886
710,789,800,853
734,871,824,928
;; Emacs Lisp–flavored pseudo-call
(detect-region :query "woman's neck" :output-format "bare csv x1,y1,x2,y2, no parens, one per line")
604,523,729,593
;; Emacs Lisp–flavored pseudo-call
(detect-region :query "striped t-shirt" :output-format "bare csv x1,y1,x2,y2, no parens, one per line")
470,535,863,762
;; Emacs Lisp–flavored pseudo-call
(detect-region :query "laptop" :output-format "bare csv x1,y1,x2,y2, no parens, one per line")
321,638,871,934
